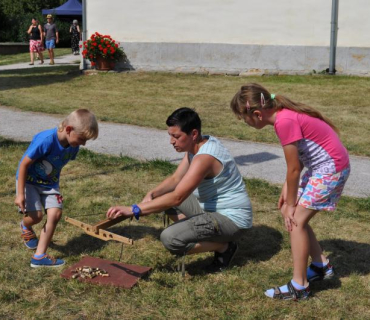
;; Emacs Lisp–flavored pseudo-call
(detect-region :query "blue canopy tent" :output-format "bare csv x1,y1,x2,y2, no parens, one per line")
42,0,82,16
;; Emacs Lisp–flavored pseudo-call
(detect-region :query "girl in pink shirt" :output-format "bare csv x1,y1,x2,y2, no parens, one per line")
230,83,350,301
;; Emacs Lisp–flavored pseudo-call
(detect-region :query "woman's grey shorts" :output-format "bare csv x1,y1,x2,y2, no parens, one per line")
16,181,63,213
160,194,241,255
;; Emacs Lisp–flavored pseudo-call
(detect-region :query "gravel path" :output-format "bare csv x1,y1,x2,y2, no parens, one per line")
0,106,369,198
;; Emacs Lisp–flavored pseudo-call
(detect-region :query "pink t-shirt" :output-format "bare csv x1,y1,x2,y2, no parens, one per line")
274,109,349,174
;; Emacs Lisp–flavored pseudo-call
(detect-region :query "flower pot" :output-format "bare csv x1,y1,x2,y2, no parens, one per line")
96,56,115,71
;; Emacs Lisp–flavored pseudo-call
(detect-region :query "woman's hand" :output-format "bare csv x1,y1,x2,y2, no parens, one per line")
280,203,298,232
106,206,132,220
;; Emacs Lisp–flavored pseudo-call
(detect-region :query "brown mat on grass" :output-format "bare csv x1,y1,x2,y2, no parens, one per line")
61,256,152,288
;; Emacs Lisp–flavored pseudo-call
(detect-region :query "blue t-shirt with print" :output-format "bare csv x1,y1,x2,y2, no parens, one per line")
16,128,79,189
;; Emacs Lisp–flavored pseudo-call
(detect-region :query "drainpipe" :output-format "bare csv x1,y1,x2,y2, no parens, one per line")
328,0,339,75
80,0,87,70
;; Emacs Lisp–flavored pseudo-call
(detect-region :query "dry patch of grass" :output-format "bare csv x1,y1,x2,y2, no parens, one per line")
1,137,369,319
0,70,369,156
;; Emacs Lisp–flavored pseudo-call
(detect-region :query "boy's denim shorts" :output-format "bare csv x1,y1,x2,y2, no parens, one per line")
45,39,56,49
16,181,63,213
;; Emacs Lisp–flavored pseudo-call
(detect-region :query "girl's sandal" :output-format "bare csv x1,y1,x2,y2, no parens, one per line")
270,281,311,301
307,262,334,282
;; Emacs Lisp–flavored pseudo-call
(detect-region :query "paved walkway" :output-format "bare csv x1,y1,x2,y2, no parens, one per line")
0,107,369,198
0,54,79,71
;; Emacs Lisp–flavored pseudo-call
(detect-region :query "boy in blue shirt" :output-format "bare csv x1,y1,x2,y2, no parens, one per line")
15,109,99,267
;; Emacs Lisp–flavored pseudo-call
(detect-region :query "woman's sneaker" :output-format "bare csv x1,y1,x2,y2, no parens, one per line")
30,254,65,268
20,223,38,250
307,262,334,282
205,242,238,273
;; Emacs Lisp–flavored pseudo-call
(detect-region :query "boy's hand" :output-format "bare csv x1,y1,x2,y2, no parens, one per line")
106,206,132,220
15,195,26,213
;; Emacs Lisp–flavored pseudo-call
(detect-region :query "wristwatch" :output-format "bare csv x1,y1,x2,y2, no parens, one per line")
131,204,141,220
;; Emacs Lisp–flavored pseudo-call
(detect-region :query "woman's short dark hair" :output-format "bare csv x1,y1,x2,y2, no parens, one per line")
166,108,201,135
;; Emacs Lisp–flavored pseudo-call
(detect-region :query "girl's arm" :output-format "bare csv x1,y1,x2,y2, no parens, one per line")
15,156,35,213
27,25,33,34
281,142,302,231
278,158,303,209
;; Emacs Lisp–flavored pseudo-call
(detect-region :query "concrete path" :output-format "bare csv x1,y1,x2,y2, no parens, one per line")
0,107,369,198
0,54,79,71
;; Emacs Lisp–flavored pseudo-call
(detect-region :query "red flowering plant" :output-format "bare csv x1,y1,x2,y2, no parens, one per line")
81,32,126,67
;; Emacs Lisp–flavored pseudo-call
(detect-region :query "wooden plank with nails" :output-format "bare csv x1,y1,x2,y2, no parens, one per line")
92,216,127,233
65,216,133,245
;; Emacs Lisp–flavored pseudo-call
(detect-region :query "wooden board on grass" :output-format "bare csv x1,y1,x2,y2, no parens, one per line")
61,256,152,288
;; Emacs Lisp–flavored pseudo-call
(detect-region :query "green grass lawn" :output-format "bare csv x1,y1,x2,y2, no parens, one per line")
1,137,369,319
0,67,369,156
0,48,73,66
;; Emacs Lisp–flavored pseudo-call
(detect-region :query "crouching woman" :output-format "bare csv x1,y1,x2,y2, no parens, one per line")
106,108,252,272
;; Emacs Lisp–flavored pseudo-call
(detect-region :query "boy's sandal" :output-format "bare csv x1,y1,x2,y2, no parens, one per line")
21,228,37,241
272,281,311,301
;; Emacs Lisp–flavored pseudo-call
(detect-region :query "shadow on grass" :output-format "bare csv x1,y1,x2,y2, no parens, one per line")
291,238,370,294
234,152,281,165
321,239,370,277
51,225,162,256
180,225,283,275
0,65,80,91
0,137,29,148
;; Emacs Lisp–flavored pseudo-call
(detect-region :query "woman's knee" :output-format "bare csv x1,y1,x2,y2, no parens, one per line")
160,228,189,256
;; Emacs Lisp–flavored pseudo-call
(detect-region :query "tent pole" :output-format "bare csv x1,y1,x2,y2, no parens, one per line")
81,0,87,70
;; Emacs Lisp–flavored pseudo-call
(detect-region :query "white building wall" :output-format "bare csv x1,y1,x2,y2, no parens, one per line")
86,0,370,75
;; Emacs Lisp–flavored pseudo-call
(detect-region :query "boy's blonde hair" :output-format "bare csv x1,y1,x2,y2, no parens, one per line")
58,109,99,140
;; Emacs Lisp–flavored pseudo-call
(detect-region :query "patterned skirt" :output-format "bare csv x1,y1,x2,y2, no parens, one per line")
30,40,45,53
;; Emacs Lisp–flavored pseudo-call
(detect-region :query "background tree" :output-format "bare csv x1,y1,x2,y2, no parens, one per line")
0,0,77,46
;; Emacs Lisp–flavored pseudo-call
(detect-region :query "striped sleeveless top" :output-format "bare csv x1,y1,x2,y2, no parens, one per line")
190,136,252,229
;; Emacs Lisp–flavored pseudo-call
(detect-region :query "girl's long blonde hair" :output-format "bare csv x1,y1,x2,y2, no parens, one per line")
230,83,339,133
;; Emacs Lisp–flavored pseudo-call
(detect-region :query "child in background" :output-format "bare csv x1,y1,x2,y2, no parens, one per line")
15,109,99,267
230,83,350,300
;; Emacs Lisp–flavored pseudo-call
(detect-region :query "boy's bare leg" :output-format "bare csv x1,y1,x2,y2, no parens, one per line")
35,208,62,255
22,210,43,228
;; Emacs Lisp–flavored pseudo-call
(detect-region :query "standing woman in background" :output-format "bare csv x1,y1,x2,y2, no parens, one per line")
27,18,44,65
70,20,81,55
